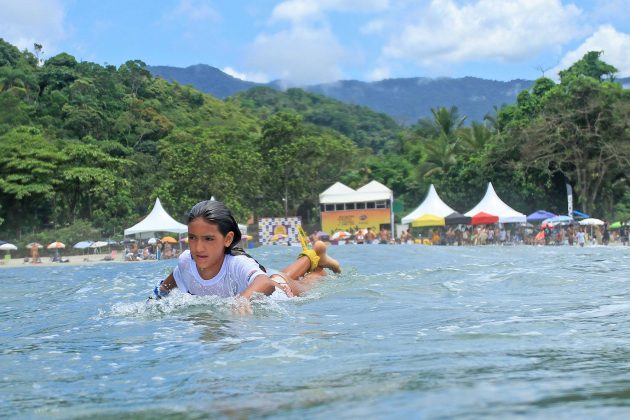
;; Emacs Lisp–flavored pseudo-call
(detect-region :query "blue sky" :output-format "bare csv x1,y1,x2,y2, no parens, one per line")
2,0,629,85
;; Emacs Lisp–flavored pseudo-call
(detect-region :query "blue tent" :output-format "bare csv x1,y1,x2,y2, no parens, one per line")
572,210,590,219
527,210,556,222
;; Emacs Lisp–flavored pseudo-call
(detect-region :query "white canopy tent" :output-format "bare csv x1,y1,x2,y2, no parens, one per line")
124,198,188,237
401,184,457,224
319,180,394,236
319,180,392,204
464,182,527,223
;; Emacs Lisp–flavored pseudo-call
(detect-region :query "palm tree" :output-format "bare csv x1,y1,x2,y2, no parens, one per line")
461,121,493,153
419,133,460,178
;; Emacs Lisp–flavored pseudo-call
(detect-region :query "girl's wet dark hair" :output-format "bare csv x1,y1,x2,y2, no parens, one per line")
188,200,265,272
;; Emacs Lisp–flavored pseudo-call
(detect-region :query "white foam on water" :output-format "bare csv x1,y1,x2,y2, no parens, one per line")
565,302,630,318
121,345,143,352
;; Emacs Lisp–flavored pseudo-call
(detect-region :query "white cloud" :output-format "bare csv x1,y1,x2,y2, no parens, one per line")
552,25,630,78
271,0,389,23
248,25,345,84
0,0,66,55
361,19,386,35
366,66,390,81
248,0,390,84
164,0,219,23
222,66,268,83
382,0,583,68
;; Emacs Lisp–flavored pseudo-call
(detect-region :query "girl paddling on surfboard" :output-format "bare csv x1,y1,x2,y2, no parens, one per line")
149,200,340,302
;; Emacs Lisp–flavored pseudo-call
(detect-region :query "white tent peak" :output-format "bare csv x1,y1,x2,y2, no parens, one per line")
321,182,356,196
464,182,526,223
356,180,392,194
402,184,457,224
124,197,188,236
319,181,392,204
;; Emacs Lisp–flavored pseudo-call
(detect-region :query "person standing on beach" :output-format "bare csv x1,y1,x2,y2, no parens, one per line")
365,227,376,244
150,200,341,302
577,229,586,247
30,244,40,263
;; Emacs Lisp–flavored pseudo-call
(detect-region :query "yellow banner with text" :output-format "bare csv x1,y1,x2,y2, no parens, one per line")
321,208,391,233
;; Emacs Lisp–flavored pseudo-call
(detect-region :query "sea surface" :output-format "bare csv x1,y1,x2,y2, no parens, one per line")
1,245,630,419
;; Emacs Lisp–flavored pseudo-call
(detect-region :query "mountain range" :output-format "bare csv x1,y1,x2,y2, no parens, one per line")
148,64,629,125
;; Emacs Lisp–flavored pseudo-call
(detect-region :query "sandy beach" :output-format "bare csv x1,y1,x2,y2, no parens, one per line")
0,253,159,268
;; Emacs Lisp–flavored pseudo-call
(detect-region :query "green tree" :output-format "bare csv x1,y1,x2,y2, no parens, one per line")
0,127,65,234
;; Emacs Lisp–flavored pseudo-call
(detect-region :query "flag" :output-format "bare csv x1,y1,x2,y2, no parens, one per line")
566,184,573,218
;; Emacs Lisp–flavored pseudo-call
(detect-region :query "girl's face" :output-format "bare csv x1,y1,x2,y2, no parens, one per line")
188,217,234,278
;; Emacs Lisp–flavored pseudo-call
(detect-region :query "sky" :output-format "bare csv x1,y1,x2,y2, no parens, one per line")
1,0,630,85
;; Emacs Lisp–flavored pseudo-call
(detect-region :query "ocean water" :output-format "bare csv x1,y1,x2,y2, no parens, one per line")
1,245,630,419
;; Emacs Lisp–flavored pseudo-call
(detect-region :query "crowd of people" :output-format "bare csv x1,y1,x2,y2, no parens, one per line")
124,240,180,261
314,222,629,247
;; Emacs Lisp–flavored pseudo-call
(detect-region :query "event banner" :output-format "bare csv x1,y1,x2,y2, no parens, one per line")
321,208,391,234
258,217,301,245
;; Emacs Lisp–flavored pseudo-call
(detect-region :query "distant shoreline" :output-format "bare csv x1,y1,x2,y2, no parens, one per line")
0,253,164,269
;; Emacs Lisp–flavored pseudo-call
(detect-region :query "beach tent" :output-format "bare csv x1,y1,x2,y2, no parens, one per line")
527,210,556,222
124,198,188,236
319,180,393,204
319,180,394,235
402,184,457,224
471,212,499,225
445,212,471,225
411,214,445,227
464,182,526,223
572,210,590,219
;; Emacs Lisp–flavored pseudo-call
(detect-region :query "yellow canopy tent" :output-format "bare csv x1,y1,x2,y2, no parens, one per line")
411,214,445,227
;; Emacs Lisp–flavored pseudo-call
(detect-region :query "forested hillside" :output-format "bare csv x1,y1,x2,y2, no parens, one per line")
149,63,535,124
228,86,402,152
1,38,628,245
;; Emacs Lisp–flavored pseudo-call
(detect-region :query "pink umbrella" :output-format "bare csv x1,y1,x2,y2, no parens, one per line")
47,241,66,249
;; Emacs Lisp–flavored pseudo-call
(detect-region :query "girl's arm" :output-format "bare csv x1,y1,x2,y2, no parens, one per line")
151,272,177,299
161,273,177,291
240,274,293,299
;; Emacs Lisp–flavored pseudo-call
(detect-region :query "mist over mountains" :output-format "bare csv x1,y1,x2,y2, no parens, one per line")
148,64,629,125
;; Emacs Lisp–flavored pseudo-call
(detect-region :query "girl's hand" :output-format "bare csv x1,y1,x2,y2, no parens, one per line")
234,297,252,315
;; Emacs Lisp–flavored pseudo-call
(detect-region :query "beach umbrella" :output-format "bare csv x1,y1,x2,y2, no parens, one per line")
444,212,471,226
471,212,499,225
47,241,66,249
73,241,94,249
541,221,554,229
161,236,178,244
527,210,556,222
542,215,573,226
26,242,44,249
331,231,352,240
579,218,605,226
90,241,108,249
609,221,621,229
0,243,17,261
411,214,445,227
